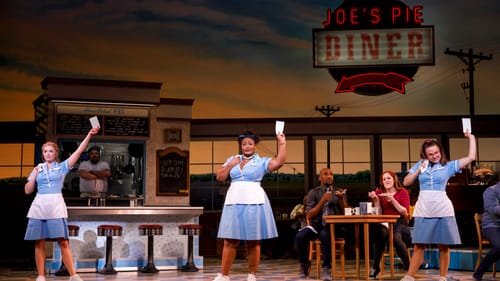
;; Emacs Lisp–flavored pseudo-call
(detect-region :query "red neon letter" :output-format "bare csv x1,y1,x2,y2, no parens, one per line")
350,8,359,25
387,33,402,59
407,32,423,58
392,7,402,24
370,8,382,25
361,33,380,60
347,34,354,60
325,35,341,61
335,9,346,25
322,8,332,27
413,6,424,23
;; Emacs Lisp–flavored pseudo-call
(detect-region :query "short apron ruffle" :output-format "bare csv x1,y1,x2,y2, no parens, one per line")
217,195,277,240
411,217,461,245
24,218,70,240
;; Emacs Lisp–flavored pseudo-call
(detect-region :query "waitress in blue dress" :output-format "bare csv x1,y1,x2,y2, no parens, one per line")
212,130,286,281
400,131,476,281
24,127,100,281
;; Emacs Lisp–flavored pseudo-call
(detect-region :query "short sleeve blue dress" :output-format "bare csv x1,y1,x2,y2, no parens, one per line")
409,159,461,244
217,154,278,240
24,160,72,240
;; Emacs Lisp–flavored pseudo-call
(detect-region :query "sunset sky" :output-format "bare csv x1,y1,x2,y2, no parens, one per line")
1,0,499,121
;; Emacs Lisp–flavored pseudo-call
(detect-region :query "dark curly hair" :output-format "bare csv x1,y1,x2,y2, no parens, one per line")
238,130,259,144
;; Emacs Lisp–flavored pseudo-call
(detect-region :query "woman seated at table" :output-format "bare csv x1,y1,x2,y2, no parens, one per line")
368,170,412,278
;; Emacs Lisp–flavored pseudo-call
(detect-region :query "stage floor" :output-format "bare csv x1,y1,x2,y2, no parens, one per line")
0,257,492,281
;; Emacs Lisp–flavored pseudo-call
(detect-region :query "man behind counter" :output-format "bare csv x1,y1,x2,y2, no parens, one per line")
78,146,111,197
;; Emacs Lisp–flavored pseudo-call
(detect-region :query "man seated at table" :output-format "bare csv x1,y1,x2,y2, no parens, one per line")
295,167,351,280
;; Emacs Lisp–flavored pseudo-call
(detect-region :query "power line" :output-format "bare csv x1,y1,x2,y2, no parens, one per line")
444,48,493,116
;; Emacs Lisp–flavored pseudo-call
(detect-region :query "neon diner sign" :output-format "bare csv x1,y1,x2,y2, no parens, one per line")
313,0,435,95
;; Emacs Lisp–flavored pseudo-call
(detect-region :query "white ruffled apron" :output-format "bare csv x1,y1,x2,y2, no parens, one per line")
27,193,68,219
224,181,266,205
413,190,454,217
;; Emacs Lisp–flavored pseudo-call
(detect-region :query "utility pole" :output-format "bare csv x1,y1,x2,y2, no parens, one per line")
315,105,340,118
444,48,493,116
315,105,340,168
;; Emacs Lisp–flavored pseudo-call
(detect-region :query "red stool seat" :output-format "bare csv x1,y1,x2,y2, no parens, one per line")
178,224,202,272
138,224,163,273
139,224,163,236
97,224,122,274
178,224,202,235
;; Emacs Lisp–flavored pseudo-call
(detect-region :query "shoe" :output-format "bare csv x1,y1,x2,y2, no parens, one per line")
400,275,415,281
213,273,230,281
69,275,83,281
36,276,46,281
247,273,256,281
299,261,310,278
321,267,332,281
473,272,483,281
369,268,380,279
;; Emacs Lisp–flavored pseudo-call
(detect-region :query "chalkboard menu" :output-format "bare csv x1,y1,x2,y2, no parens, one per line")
56,114,149,137
157,147,189,196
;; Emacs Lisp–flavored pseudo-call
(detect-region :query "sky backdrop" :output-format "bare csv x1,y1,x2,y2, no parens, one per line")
1,0,499,121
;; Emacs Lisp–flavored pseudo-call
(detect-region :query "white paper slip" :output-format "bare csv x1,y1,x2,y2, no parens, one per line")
420,159,429,173
462,118,472,133
275,120,285,135
89,116,100,128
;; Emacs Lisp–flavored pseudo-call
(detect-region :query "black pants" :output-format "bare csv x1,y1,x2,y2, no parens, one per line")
371,220,412,271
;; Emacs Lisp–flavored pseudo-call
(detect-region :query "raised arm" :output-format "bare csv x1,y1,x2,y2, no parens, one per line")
68,127,100,168
458,132,476,169
267,133,286,172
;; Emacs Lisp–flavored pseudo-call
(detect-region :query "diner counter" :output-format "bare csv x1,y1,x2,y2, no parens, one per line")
67,206,204,216
47,206,204,273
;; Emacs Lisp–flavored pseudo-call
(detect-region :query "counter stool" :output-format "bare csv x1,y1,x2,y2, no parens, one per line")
55,225,80,276
97,224,122,274
138,224,163,273
178,224,202,272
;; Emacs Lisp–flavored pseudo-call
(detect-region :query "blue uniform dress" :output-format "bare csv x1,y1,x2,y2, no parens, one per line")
217,154,278,240
24,160,72,241
409,159,461,245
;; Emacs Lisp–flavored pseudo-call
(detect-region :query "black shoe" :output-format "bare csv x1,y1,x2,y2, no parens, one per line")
299,261,310,278
369,268,380,279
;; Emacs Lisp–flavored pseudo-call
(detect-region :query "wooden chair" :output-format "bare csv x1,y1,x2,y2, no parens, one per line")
309,238,345,279
474,213,497,277
379,247,411,277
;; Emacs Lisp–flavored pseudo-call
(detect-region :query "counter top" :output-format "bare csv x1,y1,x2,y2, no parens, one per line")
67,206,204,216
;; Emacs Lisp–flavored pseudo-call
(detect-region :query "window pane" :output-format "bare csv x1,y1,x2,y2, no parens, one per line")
316,140,327,162
383,162,404,173
214,141,237,163
0,167,22,179
190,141,212,164
0,144,22,165
409,138,430,163
344,139,370,162
382,139,408,162
22,144,35,166
449,138,468,161
330,139,343,162
190,164,214,175
478,138,500,161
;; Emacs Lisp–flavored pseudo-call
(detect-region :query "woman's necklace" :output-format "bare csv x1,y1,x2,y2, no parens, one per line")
242,154,255,160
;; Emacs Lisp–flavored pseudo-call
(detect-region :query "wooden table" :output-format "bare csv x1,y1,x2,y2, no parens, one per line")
324,214,400,280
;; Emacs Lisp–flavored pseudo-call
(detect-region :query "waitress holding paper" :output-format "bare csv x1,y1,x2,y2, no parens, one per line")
211,125,286,281
399,128,476,281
